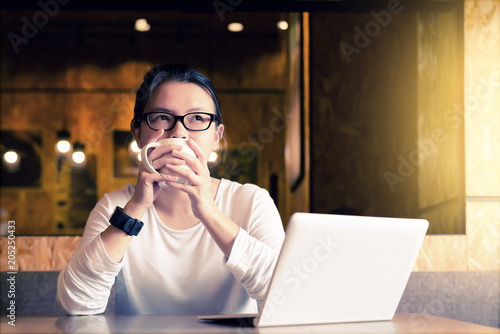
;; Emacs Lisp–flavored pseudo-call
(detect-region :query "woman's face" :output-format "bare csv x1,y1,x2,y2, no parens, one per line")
133,81,223,158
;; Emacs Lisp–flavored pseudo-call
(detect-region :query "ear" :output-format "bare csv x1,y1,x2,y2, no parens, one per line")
211,124,224,151
130,120,142,148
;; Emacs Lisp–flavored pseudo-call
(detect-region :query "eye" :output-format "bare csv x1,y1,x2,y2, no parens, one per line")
151,113,172,121
188,114,207,123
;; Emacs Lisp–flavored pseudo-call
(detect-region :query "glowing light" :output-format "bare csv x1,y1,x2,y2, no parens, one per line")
56,140,71,154
135,18,150,32
56,129,71,154
277,20,288,30
72,151,85,164
137,152,142,162
72,142,86,164
208,152,218,163
3,151,18,164
228,22,243,32
130,140,141,153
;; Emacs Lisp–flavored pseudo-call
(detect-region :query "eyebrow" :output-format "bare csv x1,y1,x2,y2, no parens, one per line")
149,107,207,114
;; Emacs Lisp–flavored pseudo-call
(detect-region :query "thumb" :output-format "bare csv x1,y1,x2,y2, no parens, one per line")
150,129,165,143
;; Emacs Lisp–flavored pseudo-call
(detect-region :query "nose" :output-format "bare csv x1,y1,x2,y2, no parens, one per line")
168,119,189,139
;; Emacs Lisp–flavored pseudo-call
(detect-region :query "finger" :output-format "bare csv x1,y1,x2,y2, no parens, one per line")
146,173,179,192
164,177,201,198
165,164,195,181
163,181,195,197
186,139,207,163
151,156,185,170
166,164,207,189
171,149,201,171
147,144,182,161
167,155,210,180
138,161,177,182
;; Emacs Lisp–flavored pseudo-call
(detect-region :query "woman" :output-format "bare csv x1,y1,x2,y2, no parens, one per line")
57,64,285,315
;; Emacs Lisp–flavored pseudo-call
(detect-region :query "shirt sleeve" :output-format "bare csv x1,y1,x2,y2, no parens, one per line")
57,192,127,315
223,185,285,301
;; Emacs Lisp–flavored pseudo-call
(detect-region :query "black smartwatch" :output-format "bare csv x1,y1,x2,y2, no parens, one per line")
109,206,143,236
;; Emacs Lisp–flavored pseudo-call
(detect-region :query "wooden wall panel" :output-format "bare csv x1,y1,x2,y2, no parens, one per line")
212,36,287,90
218,93,286,215
0,236,81,271
416,10,463,234
310,8,463,234
0,40,68,89
310,12,419,218
1,11,288,235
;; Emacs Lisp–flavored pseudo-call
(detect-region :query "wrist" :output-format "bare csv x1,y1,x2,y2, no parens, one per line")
109,206,144,236
123,201,148,220
198,203,222,225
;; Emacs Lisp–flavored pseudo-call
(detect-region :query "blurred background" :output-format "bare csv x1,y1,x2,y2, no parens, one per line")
0,0,498,261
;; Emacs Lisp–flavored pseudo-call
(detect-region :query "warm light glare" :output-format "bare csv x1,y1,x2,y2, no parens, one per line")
208,152,218,163
56,140,71,154
136,152,142,162
72,151,85,164
4,151,18,164
228,22,243,32
277,20,288,30
130,140,141,153
135,18,150,32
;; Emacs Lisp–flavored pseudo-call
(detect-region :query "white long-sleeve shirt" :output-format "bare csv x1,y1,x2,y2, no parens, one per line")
57,179,285,315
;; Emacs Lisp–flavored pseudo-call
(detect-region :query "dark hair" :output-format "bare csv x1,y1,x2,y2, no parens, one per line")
132,63,223,128
132,64,227,163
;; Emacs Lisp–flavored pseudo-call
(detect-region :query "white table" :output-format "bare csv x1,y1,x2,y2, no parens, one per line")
1,313,499,333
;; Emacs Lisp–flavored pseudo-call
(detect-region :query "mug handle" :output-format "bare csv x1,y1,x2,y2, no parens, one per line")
140,142,161,174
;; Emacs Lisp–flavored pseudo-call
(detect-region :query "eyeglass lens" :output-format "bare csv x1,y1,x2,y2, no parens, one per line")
147,112,214,131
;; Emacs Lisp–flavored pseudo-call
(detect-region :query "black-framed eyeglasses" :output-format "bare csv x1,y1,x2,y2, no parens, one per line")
140,112,219,132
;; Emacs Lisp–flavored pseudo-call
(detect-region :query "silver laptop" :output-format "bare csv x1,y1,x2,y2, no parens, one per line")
199,212,428,327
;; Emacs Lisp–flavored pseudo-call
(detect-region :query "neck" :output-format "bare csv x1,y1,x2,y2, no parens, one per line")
154,186,192,214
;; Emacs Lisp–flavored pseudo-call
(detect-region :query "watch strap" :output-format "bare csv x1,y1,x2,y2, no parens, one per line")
109,206,143,236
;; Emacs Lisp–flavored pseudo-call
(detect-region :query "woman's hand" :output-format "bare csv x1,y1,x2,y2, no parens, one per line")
101,153,173,262
165,138,239,257
163,138,218,221
127,130,182,214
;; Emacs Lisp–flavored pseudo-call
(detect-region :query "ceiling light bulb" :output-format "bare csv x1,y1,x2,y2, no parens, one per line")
72,151,85,164
56,129,71,154
277,20,288,30
3,151,18,164
135,18,150,32
228,22,244,32
72,142,86,164
56,140,71,154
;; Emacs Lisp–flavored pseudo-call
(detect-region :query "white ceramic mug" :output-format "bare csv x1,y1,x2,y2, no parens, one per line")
140,138,196,188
